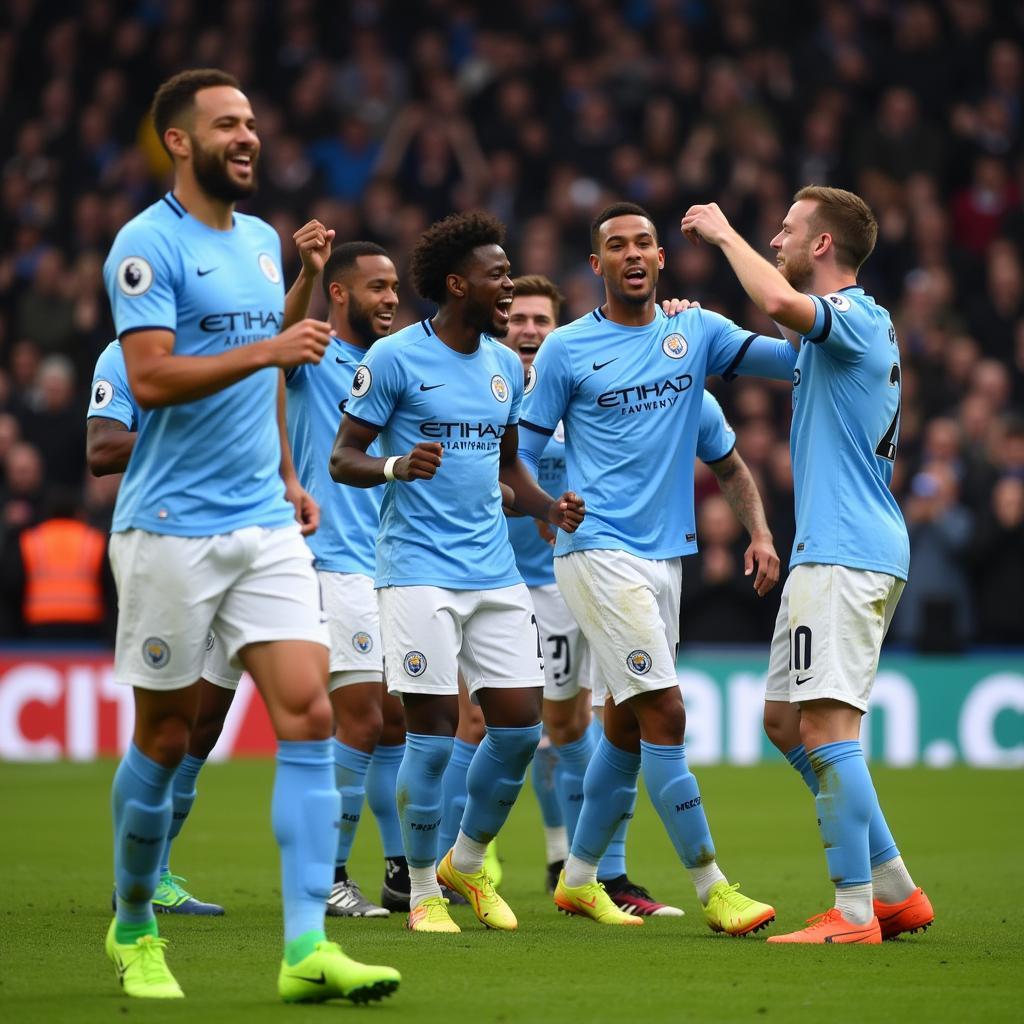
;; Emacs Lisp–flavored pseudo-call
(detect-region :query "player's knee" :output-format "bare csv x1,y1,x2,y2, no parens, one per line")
763,703,796,752
544,704,585,746
339,704,383,750
188,715,226,759
139,715,191,767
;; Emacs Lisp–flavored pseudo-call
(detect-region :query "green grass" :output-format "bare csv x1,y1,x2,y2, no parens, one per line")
1,761,1021,1023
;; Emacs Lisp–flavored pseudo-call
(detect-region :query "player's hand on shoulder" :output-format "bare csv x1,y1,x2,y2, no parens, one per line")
680,202,732,247
745,533,780,597
395,442,443,482
548,490,585,533
294,220,335,276
272,318,331,367
662,297,701,316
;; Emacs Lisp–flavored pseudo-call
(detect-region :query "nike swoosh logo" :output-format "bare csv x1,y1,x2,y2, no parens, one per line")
196,267,217,276
419,383,445,391
592,359,617,371
293,972,327,985
795,675,813,685
579,896,598,908
336,357,346,364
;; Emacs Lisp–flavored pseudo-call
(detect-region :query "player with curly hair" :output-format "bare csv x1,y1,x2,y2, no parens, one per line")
331,211,585,934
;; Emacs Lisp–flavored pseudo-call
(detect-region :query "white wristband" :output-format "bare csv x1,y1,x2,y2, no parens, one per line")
383,455,400,482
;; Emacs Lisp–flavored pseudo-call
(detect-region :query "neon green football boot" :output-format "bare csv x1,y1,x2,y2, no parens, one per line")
105,918,184,999
702,881,775,936
278,940,400,1004
484,839,503,888
437,849,517,930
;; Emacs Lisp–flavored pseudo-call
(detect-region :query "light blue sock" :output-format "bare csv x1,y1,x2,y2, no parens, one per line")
570,736,640,865
461,724,543,843
398,733,453,868
366,743,405,858
158,752,205,877
531,742,564,828
553,732,595,842
113,743,175,931
272,739,335,951
809,740,875,886
786,743,899,868
587,715,603,744
597,793,634,880
332,739,371,871
438,738,476,860
640,740,715,868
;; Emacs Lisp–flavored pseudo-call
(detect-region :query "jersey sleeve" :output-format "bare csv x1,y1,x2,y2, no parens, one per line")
802,293,870,360
344,341,404,430
87,345,139,429
517,421,546,476
724,335,799,382
699,308,768,378
103,221,179,338
696,390,736,464
521,333,572,436
284,363,309,388
506,352,524,426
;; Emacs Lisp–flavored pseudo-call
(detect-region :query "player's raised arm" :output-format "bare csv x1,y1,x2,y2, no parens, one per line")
283,219,335,329
120,319,331,409
681,202,816,342
329,413,442,488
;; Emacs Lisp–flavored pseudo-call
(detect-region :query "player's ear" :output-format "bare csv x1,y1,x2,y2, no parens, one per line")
328,280,347,308
657,246,666,270
163,126,191,161
589,253,602,277
446,272,466,299
813,232,833,258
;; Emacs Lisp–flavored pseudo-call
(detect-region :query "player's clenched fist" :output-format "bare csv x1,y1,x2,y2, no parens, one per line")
272,319,331,367
680,202,734,247
394,442,443,482
293,219,335,276
548,491,585,533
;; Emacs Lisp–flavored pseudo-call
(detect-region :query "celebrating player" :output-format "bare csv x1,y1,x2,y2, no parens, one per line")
521,202,785,931
88,216,332,921
101,69,399,1002
331,212,584,934
285,241,410,917
681,187,934,943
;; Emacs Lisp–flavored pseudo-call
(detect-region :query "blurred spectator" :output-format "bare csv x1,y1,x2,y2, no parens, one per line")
1,440,47,534
969,476,1024,644
18,354,85,492
891,464,974,650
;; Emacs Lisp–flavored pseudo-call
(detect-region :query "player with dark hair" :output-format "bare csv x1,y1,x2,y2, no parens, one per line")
331,212,585,934
682,186,933,943
101,69,399,1002
521,202,788,931
284,239,410,918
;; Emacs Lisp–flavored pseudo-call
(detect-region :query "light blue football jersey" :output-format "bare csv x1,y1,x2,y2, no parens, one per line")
510,388,736,585
507,423,566,587
87,340,141,431
520,306,785,559
344,318,525,589
738,288,909,578
286,336,383,575
102,193,293,536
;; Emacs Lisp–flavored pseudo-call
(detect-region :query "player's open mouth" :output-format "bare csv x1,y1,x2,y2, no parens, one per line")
495,297,513,322
228,152,254,174
624,267,647,285
519,342,539,355
375,309,394,328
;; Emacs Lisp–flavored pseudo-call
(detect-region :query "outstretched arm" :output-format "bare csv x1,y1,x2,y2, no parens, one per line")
681,203,816,344
706,448,780,596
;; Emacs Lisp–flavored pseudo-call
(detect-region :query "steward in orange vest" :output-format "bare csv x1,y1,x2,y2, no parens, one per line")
19,517,107,629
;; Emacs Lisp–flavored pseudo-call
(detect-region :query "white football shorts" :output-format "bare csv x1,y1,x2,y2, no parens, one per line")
319,570,384,689
377,583,545,702
764,563,905,712
109,524,329,691
530,583,592,702
554,549,681,705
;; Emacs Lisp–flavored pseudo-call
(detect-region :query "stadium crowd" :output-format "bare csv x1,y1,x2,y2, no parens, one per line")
0,0,1022,648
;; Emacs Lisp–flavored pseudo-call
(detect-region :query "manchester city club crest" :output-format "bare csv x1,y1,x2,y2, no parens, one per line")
258,252,281,283
403,651,427,676
352,631,373,654
143,636,171,669
662,333,687,359
626,649,653,675
491,374,509,402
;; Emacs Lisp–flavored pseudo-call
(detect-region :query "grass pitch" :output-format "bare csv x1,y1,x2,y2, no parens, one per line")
1,760,1021,1024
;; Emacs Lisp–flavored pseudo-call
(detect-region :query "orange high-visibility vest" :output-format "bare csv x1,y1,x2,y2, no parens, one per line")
19,519,106,625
